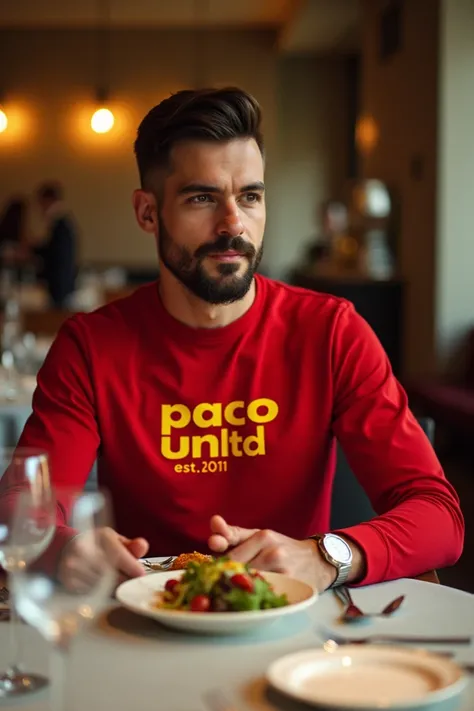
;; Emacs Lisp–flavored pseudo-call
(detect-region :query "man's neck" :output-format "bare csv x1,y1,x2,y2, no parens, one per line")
158,270,256,329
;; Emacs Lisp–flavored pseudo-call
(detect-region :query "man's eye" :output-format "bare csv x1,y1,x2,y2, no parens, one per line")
189,194,212,204
244,192,261,203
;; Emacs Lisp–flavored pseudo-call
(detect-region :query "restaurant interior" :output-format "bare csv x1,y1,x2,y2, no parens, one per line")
0,1,473,709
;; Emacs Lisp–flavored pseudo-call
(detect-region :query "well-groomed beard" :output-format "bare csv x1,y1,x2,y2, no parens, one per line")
158,217,263,305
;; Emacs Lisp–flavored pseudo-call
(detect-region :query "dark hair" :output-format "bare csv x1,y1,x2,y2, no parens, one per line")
0,198,27,245
37,181,63,203
134,87,264,188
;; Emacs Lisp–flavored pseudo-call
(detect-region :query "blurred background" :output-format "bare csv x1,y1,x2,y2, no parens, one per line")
0,0,472,589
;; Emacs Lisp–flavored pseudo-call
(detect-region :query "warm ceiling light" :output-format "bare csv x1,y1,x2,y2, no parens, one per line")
355,114,379,155
91,107,114,134
0,109,7,133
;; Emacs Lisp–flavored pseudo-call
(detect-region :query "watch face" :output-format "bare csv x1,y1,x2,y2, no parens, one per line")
324,534,352,564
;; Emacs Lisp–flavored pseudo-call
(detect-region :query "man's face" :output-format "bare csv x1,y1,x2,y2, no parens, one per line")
156,138,265,304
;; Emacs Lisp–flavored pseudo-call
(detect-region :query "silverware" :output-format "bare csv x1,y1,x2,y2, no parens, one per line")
0,586,9,605
323,629,472,646
333,586,405,622
381,595,405,615
141,556,174,572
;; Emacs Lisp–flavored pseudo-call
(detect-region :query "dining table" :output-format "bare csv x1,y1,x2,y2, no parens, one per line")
0,568,473,711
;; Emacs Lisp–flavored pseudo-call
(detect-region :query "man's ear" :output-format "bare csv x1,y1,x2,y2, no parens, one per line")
132,189,158,234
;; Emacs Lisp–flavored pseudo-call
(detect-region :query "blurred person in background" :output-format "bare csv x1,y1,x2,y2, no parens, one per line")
0,197,28,249
0,196,30,271
302,199,349,266
34,182,77,308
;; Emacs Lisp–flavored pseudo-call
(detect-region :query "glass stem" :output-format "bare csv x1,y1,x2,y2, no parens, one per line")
50,644,71,711
7,593,23,674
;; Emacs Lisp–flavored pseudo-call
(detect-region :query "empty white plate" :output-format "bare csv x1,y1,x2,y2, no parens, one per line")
116,569,317,635
267,646,468,710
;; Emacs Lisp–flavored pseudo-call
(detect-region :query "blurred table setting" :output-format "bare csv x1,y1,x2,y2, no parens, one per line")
0,462,473,711
0,562,473,711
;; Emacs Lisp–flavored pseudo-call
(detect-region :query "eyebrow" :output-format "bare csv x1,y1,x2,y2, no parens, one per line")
178,181,265,195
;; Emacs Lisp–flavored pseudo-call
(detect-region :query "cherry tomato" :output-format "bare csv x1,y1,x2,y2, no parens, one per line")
190,594,211,612
230,573,254,593
164,579,179,594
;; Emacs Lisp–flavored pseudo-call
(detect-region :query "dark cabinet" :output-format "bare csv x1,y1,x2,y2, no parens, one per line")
290,271,404,376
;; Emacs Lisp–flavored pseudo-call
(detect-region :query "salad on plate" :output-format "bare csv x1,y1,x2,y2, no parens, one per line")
152,557,289,613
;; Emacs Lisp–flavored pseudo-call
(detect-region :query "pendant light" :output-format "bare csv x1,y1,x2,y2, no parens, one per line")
193,0,210,88
0,108,7,134
0,84,7,133
91,0,114,134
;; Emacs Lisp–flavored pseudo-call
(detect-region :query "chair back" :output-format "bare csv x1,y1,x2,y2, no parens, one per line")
330,417,435,529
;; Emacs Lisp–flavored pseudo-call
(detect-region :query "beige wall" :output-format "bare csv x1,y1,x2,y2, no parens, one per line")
0,28,277,268
436,0,474,370
359,0,439,378
265,56,349,278
0,29,349,278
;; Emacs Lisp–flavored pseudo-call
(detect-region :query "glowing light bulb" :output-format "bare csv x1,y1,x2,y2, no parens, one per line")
91,107,114,134
355,114,379,155
0,109,8,133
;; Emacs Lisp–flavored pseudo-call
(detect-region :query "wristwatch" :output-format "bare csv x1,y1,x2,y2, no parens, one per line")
309,533,353,588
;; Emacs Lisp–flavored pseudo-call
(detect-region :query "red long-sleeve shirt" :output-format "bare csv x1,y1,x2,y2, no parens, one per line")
0,276,464,583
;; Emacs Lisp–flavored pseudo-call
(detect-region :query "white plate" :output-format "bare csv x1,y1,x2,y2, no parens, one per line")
116,569,317,635
267,646,469,710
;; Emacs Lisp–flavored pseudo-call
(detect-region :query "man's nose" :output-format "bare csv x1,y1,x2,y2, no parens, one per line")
216,206,244,237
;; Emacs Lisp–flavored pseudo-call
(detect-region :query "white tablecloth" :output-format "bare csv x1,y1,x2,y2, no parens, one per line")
0,578,472,710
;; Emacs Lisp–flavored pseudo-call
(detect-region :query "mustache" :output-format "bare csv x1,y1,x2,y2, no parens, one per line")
194,235,256,260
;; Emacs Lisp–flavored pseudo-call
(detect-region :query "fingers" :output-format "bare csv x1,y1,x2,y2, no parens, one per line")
59,553,104,592
58,528,149,591
114,539,147,578
208,533,231,553
59,531,110,592
115,533,149,573
117,534,149,560
228,529,277,565
126,537,149,560
209,515,259,552
245,545,291,575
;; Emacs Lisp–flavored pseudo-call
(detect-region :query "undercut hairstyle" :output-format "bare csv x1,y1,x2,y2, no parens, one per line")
134,87,264,189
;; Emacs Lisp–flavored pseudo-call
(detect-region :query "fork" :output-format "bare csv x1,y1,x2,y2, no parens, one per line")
333,586,405,622
141,556,174,571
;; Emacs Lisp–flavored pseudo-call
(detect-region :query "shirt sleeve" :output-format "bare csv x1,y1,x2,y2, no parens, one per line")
330,302,464,585
0,316,99,572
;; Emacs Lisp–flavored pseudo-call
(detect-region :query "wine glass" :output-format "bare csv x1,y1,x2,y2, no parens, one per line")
0,447,53,698
13,489,118,711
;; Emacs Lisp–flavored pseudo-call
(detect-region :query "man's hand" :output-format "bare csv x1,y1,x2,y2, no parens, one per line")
208,515,337,592
58,528,149,590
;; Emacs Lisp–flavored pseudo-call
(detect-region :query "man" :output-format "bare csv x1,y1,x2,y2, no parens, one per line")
35,181,77,308
0,88,464,591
